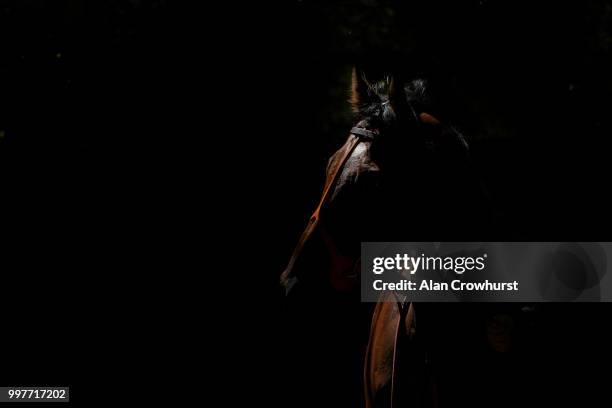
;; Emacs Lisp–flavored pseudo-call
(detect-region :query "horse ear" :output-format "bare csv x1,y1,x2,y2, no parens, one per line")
350,66,370,114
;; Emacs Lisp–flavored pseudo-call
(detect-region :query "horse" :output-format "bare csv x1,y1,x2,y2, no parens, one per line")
281,68,518,408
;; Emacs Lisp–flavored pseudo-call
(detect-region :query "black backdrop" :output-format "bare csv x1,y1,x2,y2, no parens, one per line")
1,0,611,405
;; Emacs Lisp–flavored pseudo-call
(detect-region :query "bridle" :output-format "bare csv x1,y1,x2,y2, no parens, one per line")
280,103,428,294
349,126,378,140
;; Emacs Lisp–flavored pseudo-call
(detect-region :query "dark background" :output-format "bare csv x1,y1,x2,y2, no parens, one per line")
1,0,611,405
0,0,179,403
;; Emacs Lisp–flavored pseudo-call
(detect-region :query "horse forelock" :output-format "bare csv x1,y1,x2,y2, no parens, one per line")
357,78,430,127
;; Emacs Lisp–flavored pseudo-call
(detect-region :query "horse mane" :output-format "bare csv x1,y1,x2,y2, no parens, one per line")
355,77,431,124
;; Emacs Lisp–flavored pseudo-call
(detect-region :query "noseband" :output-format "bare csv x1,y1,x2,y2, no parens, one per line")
350,126,378,140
